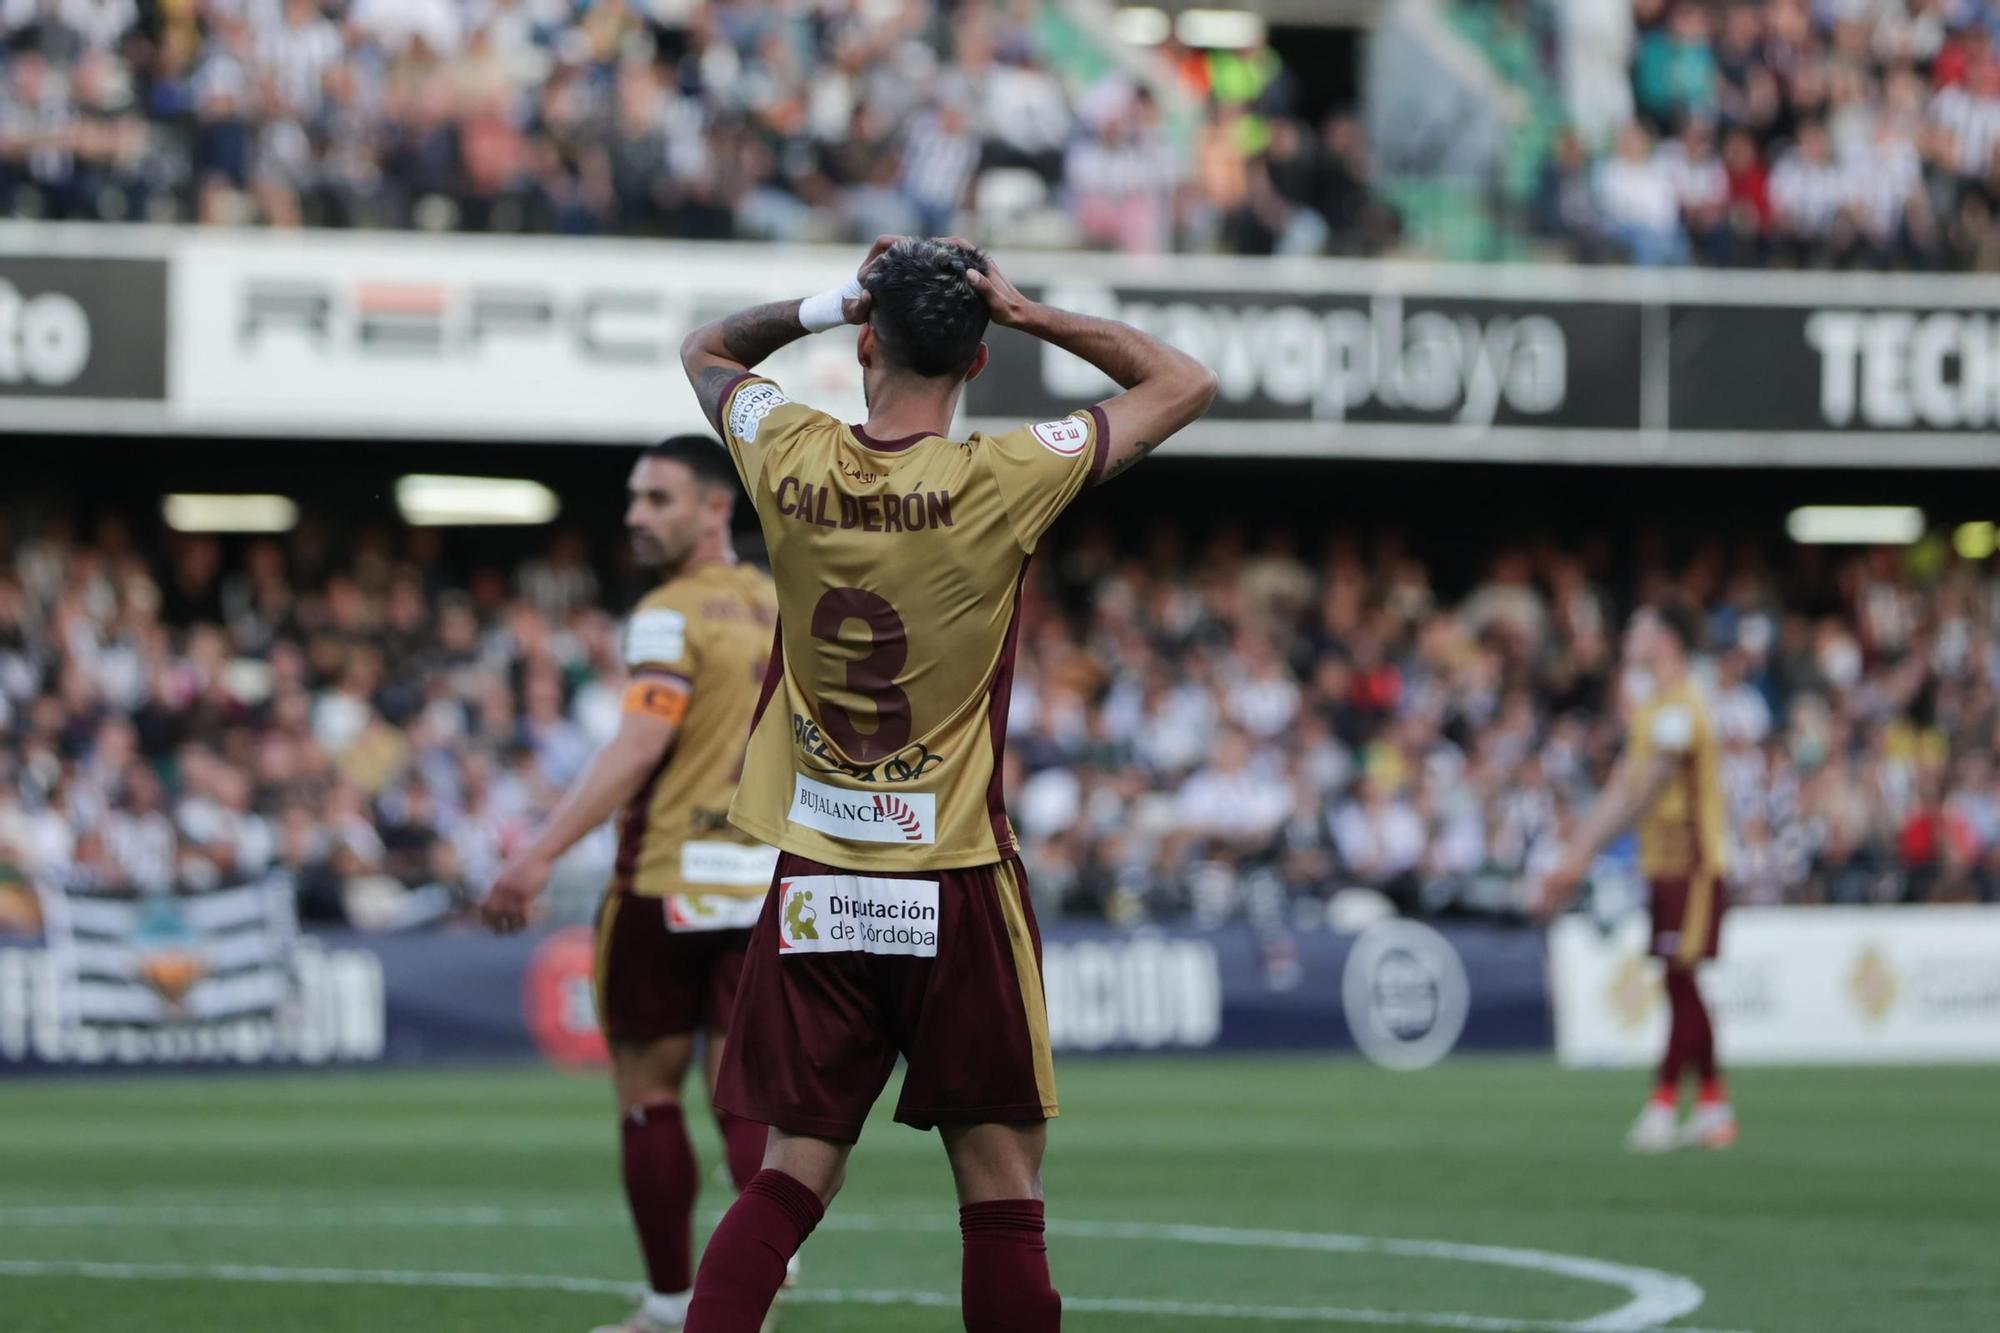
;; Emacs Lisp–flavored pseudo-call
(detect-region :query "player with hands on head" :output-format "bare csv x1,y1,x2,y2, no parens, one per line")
674,236,1217,1333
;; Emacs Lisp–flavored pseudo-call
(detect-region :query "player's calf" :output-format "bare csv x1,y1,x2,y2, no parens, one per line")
962,1198,1062,1332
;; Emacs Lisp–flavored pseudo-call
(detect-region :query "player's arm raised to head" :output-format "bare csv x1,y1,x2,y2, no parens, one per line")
679,236,898,433
968,259,1219,485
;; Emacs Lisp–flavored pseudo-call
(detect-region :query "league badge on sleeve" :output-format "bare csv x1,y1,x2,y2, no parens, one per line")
1030,417,1089,457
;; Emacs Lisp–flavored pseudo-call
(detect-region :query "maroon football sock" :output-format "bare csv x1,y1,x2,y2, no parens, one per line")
621,1101,699,1296
961,1199,1062,1332
714,1111,768,1192
1660,965,1716,1097
685,1169,824,1332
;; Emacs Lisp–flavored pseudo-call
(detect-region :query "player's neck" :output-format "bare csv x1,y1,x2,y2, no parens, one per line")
664,538,736,581
860,381,960,444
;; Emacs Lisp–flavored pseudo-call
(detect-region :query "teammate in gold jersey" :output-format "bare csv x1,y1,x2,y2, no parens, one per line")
1540,602,1739,1154
482,437,780,1333
671,237,1217,1333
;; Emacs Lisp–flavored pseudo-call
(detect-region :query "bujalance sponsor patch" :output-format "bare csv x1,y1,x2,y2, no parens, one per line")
786,773,936,844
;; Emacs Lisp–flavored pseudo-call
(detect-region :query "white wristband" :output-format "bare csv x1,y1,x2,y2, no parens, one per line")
798,277,864,333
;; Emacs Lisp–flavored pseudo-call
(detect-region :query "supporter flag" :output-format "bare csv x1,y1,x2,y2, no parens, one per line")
37,878,298,1026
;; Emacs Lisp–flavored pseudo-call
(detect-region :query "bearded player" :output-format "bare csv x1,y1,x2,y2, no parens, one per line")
1540,602,1738,1153
483,437,780,1333
670,236,1216,1332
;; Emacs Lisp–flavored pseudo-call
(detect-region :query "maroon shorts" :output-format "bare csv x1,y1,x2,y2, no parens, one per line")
1649,874,1727,965
714,853,1058,1144
593,891,752,1043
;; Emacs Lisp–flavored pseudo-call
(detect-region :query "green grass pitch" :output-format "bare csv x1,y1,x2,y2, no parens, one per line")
1,1058,1995,1333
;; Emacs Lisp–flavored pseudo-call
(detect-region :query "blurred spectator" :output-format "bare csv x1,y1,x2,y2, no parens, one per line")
1595,122,1688,264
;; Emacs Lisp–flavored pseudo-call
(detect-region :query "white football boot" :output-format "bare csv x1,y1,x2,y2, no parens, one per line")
1681,1100,1740,1150
1625,1100,1681,1153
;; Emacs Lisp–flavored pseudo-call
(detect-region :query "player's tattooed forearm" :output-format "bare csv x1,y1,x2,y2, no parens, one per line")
1102,442,1157,483
719,301,809,367
693,364,741,433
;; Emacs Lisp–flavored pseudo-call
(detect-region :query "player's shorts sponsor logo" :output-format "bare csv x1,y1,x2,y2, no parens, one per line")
729,381,787,444
665,890,766,933
1030,416,1089,457
788,774,936,844
677,841,781,890
776,875,940,957
1341,920,1470,1071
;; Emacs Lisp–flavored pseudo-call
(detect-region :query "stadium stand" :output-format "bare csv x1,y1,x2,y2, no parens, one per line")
1504,0,2000,268
0,0,1400,256
13,1,2000,268
3,511,1994,933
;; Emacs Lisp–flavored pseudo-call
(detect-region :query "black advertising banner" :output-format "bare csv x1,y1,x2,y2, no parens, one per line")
1671,301,2000,434
969,284,1644,431
0,255,167,401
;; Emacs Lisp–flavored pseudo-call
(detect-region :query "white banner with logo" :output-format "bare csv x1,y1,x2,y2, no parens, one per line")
169,230,869,440
1549,907,2000,1067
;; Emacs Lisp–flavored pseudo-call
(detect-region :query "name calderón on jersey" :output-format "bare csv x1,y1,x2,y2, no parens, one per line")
717,372,1108,872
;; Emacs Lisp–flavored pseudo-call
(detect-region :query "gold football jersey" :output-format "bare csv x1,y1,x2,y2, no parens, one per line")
1629,675,1729,880
717,372,1107,870
617,562,781,900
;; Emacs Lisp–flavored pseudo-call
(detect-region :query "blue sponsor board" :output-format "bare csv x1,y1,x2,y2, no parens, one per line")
1,921,1551,1072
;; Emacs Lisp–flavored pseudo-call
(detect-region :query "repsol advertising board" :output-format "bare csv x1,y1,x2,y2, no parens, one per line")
968,281,1640,432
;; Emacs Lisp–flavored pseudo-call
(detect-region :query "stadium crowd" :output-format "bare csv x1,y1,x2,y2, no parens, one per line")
1546,0,2000,268
0,0,1397,256
1,508,1996,932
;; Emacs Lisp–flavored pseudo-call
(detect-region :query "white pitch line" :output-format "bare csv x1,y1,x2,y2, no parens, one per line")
0,1259,1751,1333
0,1203,1736,1333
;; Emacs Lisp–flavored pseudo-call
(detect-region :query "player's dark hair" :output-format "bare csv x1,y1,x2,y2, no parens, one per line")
1649,600,1704,654
863,238,991,379
646,434,737,491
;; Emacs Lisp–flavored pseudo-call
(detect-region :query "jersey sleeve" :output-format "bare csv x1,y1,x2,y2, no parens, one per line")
980,406,1111,550
624,588,701,686
717,373,828,492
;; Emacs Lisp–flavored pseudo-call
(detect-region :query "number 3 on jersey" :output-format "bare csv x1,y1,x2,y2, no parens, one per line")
811,587,911,762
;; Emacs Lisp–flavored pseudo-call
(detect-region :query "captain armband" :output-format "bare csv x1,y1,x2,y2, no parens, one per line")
624,679,690,725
